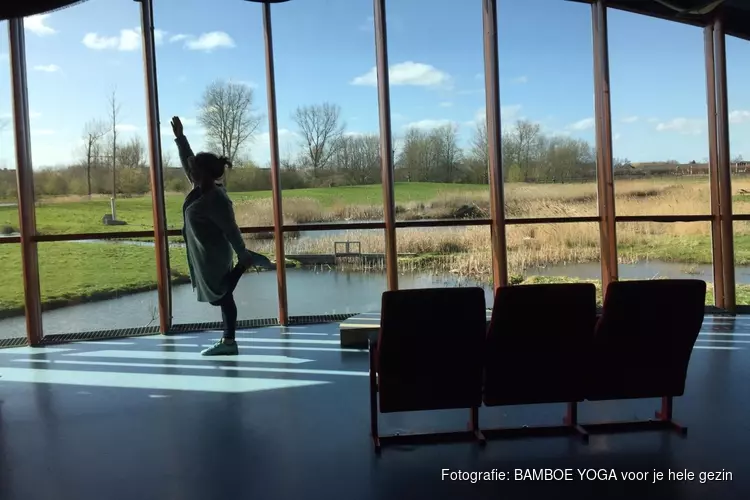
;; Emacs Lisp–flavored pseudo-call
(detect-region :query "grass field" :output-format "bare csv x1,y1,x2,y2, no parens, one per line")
2,178,750,314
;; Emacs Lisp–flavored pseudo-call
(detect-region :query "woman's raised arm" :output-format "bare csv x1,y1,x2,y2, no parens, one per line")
171,116,195,184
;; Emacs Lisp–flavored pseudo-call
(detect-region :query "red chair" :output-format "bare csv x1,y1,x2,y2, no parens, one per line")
482,283,597,441
369,287,487,453
582,279,706,436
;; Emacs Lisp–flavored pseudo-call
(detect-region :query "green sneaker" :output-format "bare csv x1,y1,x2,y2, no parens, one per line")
201,340,239,356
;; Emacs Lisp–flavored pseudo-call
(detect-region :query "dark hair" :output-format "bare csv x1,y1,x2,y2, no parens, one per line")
194,152,232,180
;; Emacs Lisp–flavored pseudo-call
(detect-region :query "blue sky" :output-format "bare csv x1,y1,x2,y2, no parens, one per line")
0,0,749,170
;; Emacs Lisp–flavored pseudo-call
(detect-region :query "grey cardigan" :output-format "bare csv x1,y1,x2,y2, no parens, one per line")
176,135,252,303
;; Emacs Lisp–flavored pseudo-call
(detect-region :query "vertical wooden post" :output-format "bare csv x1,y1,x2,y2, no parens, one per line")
482,0,508,289
8,18,43,345
262,2,290,324
704,24,725,309
373,0,398,291
592,0,618,294
138,0,172,333
713,17,735,312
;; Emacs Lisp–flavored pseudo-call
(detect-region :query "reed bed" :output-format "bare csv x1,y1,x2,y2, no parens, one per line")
235,178,750,282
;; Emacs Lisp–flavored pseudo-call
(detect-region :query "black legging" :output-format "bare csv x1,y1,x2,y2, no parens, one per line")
210,263,245,340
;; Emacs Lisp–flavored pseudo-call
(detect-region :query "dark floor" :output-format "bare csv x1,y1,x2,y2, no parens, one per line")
0,315,748,500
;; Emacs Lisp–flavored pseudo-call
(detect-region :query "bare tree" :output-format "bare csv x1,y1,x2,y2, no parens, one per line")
292,102,345,178
119,136,146,169
198,80,262,164
468,122,489,184
432,123,463,182
82,120,107,198
108,88,122,199
162,152,175,170
333,134,380,185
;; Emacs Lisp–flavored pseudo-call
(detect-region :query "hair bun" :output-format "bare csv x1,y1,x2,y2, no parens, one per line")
220,156,232,169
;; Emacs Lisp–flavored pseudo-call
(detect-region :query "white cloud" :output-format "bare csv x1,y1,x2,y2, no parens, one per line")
185,32,235,52
83,30,137,51
25,14,56,36
30,111,42,119
614,132,622,141
404,119,455,130
647,117,659,123
729,110,750,124
170,34,191,43
82,27,166,51
33,64,61,73
512,75,529,84
0,53,8,61
153,29,167,45
568,117,595,131
621,116,639,123
439,101,453,108
351,61,451,88
655,117,702,135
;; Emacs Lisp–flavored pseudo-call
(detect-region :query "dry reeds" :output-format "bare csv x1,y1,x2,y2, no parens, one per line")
236,178,750,281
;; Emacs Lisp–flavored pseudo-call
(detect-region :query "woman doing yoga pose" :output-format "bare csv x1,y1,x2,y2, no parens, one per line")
171,116,271,356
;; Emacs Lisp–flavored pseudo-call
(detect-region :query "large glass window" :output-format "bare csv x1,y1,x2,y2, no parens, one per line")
726,35,750,305
271,1,385,317
153,0,276,324
385,0,490,297
0,20,25,341
21,2,158,335
608,11,716,305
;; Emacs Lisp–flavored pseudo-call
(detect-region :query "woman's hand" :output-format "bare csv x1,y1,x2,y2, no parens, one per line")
171,116,183,138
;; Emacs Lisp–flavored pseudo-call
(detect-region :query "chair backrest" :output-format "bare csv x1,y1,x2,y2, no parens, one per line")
376,287,486,413
587,279,706,401
483,282,598,406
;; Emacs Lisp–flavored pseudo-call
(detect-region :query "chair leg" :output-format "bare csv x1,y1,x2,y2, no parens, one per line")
655,396,688,436
469,407,486,445
582,396,688,437
369,352,381,453
563,402,589,443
